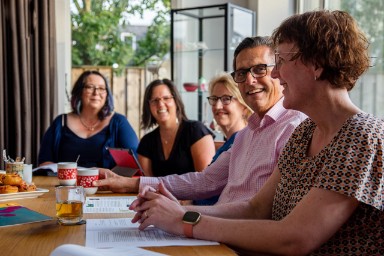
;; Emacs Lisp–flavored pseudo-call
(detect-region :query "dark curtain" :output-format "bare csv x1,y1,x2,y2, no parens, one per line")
0,0,57,169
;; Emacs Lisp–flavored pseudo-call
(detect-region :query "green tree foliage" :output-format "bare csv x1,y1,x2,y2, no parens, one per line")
130,4,171,66
71,0,170,73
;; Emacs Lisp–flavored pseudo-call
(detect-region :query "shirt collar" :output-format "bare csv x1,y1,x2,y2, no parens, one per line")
248,97,287,130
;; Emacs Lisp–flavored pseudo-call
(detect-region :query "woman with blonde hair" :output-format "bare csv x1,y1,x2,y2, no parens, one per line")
194,72,252,205
206,72,253,160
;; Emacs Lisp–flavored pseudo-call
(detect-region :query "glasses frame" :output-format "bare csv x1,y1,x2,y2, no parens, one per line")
274,51,301,71
149,95,174,105
83,85,107,95
231,64,275,83
206,95,235,106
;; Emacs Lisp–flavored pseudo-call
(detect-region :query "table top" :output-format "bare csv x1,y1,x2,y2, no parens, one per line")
0,176,236,256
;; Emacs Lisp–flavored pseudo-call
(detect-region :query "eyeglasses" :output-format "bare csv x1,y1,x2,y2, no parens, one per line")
274,51,300,71
207,95,235,106
84,85,107,94
149,95,174,105
231,64,275,83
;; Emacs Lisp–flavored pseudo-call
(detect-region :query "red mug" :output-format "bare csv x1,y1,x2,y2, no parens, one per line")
57,162,77,185
77,168,99,194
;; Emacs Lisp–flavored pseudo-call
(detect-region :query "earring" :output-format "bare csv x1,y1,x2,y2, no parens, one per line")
314,76,317,81
76,101,82,114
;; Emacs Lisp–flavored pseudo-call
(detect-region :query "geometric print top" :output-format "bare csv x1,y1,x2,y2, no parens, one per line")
273,113,384,255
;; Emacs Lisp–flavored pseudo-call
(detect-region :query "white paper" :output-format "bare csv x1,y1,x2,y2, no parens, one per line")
50,244,168,256
32,164,87,175
33,163,57,173
86,218,219,248
84,196,136,213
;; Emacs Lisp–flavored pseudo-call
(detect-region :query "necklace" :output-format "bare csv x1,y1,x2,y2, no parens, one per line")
162,133,174,144
161,124,179,145
79,116,100,131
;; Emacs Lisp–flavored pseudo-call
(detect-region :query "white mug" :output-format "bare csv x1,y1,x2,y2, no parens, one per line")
23,164,33,184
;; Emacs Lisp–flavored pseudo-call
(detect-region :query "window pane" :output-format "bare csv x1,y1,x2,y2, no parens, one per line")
328,0,384,117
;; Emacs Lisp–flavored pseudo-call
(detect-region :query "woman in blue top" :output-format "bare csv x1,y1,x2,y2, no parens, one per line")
208,72,253,161
194,72,253,205
38,70,139,169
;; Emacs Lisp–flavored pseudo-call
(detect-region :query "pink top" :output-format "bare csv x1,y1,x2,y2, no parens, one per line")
140,98,307,204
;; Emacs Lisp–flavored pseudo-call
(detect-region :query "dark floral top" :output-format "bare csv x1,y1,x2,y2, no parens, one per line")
273,113,383,255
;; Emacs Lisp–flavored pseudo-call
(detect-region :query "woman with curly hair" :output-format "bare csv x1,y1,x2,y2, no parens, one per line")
133,10,383,255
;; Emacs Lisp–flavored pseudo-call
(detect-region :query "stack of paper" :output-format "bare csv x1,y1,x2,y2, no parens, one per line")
50,244,168,256
86,218,219,248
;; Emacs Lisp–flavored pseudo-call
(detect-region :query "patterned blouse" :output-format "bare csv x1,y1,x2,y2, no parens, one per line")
273,113,383,255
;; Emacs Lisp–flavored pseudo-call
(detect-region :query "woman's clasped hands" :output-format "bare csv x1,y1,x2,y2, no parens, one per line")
130,182,186,235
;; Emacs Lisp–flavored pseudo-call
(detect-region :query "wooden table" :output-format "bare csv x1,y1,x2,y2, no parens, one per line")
0,176,236,256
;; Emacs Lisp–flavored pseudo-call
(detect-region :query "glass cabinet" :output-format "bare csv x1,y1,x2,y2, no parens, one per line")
171,4,256,124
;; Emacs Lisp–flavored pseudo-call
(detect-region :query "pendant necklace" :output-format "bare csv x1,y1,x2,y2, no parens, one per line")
161,124,179,145
79,116,100,131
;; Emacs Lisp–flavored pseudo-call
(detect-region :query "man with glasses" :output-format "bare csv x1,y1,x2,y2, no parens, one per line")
94,36,306,205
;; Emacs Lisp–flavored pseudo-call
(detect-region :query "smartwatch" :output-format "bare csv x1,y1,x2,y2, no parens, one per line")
182,211,201,238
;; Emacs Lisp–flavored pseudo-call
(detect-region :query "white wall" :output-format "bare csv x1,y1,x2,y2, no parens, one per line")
55,0,71,114
253,0,296,36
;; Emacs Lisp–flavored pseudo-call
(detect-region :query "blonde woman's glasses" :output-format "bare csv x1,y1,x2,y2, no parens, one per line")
207,95,235,106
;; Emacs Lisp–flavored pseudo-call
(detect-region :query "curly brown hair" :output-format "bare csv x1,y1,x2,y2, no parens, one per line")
271,10,370,91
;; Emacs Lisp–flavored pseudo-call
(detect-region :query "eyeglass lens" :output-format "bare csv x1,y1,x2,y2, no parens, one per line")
274,53,280,70
84,85,107,94
149,96,174,105
274,52,300,71
231,64,273,83
207,95,233,105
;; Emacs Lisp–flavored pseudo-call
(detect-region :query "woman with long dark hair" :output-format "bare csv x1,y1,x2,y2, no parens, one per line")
138,79,215,177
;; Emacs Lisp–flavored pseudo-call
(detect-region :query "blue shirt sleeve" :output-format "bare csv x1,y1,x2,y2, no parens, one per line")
112,113,139,153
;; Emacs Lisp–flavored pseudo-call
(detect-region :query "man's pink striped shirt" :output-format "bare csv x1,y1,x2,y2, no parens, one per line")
139,98,306,204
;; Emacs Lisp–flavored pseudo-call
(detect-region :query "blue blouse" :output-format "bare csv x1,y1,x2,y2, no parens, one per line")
38,113,139,169
211,132,238,162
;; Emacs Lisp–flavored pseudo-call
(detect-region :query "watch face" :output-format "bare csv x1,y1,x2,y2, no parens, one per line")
183,211,201,224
